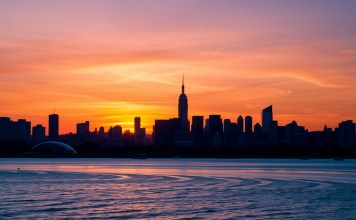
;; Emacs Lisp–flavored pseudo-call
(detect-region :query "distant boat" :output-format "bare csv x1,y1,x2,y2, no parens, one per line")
334,157,344,161
302,157,310,160
171,156,181,159
133,154,148,159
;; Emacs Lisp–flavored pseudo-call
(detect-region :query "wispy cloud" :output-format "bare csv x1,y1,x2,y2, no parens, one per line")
340,50,355,54
1,1,356,133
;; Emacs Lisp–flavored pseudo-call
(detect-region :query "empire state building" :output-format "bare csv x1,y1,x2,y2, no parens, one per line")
178,75,188,121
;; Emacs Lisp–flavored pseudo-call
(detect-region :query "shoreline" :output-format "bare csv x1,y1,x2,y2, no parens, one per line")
1,154,355,159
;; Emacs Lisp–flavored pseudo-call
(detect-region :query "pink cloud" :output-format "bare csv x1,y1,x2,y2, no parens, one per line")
340,50,356,54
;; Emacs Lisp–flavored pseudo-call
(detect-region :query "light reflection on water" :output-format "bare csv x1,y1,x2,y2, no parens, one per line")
1,158,356,219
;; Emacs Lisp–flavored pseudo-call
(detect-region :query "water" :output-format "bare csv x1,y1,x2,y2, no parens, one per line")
1,158,356,219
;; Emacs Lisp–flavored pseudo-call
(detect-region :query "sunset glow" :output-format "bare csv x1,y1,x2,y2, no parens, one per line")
1,1,356,134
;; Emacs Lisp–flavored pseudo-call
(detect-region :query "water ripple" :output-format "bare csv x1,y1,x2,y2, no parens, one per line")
1,159,356,219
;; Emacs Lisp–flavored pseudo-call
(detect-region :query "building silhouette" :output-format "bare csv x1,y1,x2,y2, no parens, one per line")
14,119,31,144
32,124,45,146
0,117,12,141
134,117,141,145
205,119,210,134
285,121,305,141
269,121,278,141
261,105,273,134
140,127,147,145
154,118,181,146
229,122,238,143
245,116,252,136
77,121,89,138
91,128,98,139
338,120,355,148
121,129,133,146
277,126,286,140
98,126,105,139
175,124,193,146
209,115,223,145
4,75,356,153
113,125,123,139
254,123,262,133
191,116,204,144
213,132,221,146
152,125,155,145
123,129,132,138
237,115,244,135
321,125,338,146
108,127,113,138
253,123,262,143
178,75,188,121
178,75,190,131
223,119,231,144
0,118,31,143
49,114,59,141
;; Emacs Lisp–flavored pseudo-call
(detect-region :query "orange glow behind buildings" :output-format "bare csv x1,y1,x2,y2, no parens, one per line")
1,1,356,134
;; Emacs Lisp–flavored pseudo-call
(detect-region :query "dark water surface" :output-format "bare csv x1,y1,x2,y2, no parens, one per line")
1,158,356,219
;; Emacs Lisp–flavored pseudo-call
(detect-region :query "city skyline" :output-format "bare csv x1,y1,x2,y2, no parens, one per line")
1,1,356,134
0,76,355,135
1,2,356,219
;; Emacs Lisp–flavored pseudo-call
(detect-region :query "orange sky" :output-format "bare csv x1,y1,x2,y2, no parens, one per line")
1,1,356,134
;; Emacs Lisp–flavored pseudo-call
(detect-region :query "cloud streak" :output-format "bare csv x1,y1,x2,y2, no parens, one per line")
0,1,356,133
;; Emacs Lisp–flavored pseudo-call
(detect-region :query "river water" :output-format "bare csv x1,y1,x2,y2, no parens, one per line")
1,158,355,219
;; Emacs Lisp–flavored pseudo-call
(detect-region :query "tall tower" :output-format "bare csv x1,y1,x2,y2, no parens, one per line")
245,116,252,135
178,74,188,121
134,117,141,144
49,114,59,141
237,115,244,134
261,105,273,134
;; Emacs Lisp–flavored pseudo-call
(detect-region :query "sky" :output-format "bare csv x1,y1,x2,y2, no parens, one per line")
1,0,356,134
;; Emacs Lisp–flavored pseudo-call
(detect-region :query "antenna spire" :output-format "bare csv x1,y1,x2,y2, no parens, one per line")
182,73,185,94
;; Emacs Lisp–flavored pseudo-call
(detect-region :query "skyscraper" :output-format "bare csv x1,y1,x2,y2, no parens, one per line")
209,115,223,144
205,119,210,134
254,123,262,133
277,126,286,140
15,119,31,144
32,124,45,146
49,114,59,140
152,125,155,145
191,116,204,140
134,117,141,144
140,128,146,138
113,125,123,139
98,126,105,139
237,115,244,134
108,127,113,138
261,105,273,134
178,75,188,127
269,121,278,141
229,122,238,143
77,121,89,138
245,116,252,135
285,121,305,140
253,123,262,143
223,119,231,144
0,117,11,141
338,120,355,148
154,118,181,146
213,132,221,146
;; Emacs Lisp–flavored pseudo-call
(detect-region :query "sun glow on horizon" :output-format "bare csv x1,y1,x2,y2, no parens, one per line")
1,1,356,134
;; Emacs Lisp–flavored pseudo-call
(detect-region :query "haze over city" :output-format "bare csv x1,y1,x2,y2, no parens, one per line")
1,1,356,134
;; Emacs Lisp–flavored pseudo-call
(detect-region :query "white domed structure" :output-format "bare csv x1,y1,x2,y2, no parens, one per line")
30,141,76,154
